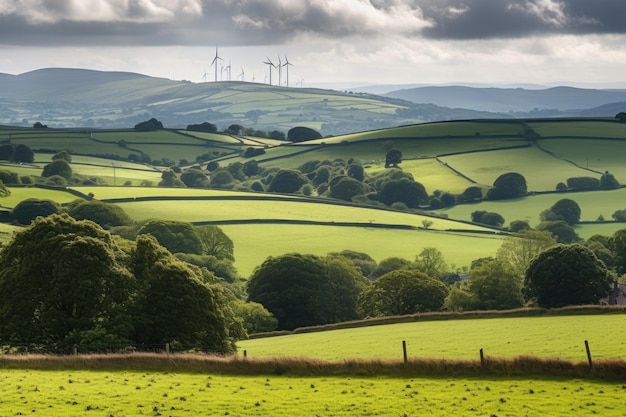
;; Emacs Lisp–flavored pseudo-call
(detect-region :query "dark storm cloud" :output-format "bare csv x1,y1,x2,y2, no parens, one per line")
0,0,625,47
418,0,626,39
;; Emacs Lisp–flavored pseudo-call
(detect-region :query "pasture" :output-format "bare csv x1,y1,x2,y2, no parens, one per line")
238,314,626,361
1,368,624,416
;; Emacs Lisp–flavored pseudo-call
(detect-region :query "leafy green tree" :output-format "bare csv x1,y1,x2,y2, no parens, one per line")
466,258,524,310
471,210,505,227
247,253,368,330
0,214,135,352
13,144,34,163
385,149,402,168
0,144,14,160
0,179,10,198
243,160,259,177
497,230,557,279
462,186,482,201
609,229,626,274
616,112,626,122
373,257,411,278
566,176,600,191
411,247,448,280
195,225,235,261
357,270,448,317
187,122,217,132
536,220,580,243
375,177,428,208
267,169,308,193
180,168,209,188
174,253,239,283
158,169,185,187
42,159,73,180
329,176,368,201
287,126,322,142
313,166,331,186
137,220,203,254
233,301,278,334
486,172,527,200
346,163,365,181
508,220,530,232
524,244,612,308
209,169,235,188
67,199,132,228
600,171,619,189
52,150,72,162
12,198,61,225
541,198,581,225
134,118,163,131
328,250,377,278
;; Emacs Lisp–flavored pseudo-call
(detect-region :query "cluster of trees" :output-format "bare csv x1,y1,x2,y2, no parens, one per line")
0,143,35,163
555,172,620,192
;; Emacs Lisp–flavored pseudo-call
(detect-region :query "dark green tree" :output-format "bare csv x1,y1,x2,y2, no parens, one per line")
52,150,72,162
462,186,483,201
267,169,308,193
209,169,235,188
13,144,34,163
376,177,428,208
385,149,402,168
524,244,611,308
158,168,185,187
615,112,626,122
373,257,411,278
357,270,448,317
566,176,600,191
471,210,505,227
137,220,203,254
0,144,14,160
466,258,523,310
600,171,619,189
247,253,368,330
541,198,581,225
134,118,163,131
346,163,365,181
486,172,527,200
287,126,322,142
180,168,209,188
187,122,217,133
329,176,368,201
536,220,580,243
42,159,72,180
195,225,235,261
12,198,61,225
67,199,132,228
328,250,377,278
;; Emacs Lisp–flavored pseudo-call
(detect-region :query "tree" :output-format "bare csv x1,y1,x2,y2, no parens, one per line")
566,176,600,191
209,169,235,188
466,258,524,310
233,301,278,334
52,150,72,163
247,253,368,330
471,210,505,227
0,214,135,352
195,225,235,261
187,122,217,133
134,118,163,131
497,230,557,279
180,168,209,188
462,186,482,201
486,172,527,200
12,198,61,225
385,149,402,168
243,160,259,177
0,144,14,160
346,163,365,182
600,171,619,189
357,270,448,317
42,159,73,180
411,247,448,280
541,198,581,226
267,169,308,193
373,257,411,278
67,199,132,228
328,250,377,278
137,220,203,255
13,144,34,163
287,126,322,142
508,220,530,233
609,229,626,274
375,177,428,208
329,176,368,201
615,112,626,122
536,220,580,243
613,209,626,221
33,121,48,128
524,244,611,308
158,168,185,187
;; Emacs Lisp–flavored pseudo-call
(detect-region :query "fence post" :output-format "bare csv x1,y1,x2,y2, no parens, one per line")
479,348,484,366
165,343,170,354
402,340,408,363
73,346,78,356
243,350,247,359
584,340,593,368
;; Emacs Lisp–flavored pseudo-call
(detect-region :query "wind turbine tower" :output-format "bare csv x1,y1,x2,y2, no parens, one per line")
277,55,283,87
263,57,275,85
202,68,207,83
211,47,223,82
238,66,245,81
283,54,294,87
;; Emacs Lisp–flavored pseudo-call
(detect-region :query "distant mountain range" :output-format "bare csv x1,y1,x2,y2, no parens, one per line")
0,68,625,135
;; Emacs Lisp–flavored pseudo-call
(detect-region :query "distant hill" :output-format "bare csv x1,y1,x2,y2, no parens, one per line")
385,86,626,114
0,68,501,135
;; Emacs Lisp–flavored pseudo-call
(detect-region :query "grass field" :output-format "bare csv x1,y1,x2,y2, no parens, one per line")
1,369,624,416
528,120,626,138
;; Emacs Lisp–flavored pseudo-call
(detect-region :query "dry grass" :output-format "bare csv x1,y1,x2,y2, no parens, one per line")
1,352,625,381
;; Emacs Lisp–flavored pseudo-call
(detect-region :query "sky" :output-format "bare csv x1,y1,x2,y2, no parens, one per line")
1,0,626,89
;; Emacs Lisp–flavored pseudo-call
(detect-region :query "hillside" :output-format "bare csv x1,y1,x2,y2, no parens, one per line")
0,68,499,135
385,85,626,115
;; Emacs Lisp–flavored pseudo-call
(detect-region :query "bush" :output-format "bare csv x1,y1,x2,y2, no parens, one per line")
566,176,600,191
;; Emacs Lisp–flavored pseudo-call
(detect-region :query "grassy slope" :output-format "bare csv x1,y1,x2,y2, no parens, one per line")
239,314,626,361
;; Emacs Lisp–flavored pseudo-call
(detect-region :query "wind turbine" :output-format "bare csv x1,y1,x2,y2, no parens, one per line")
238,66,245,81
202,68,207,83
226,60,232,81
211,47,223,82
277,54,283,86
283,54,294,87
263,57,275,85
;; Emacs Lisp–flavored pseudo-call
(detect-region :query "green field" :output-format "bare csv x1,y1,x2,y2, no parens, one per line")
528,120,626,138
2,369,623,416
538,138,626,179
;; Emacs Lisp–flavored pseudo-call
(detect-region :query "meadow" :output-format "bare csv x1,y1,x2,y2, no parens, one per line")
238,314,626,361
1,368,624,416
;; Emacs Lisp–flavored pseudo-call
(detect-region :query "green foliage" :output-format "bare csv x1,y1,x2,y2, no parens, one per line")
267,169,308,193
137,220,203,255
536,220,580,243
466,258,524,310
524,244,612,308
195,225,235,261
0,179,10,198
247,253,368,330
42,159,73,180
566,176,600,191
52,150,72,162
346,163,365,182
12,198,61,225
462,186,482,201
471,210,505,227
541,198,581,225
134,118,163,131
373,257,411,278
233,301,278,334
357,270,448,317
187,122,217,133
287,126,322,142
328,250,377,278
209,169,235,188
508,220,530,232
497,230,557,279
0,144,14,160
612,208,626,221
13,144,34,163
486,172,527,200
375,177,428,208
384,149,402,168
329,176,368,201
158,168,185,187
180,168,209,188
67,199,132,228
175,253,239,283
609,229,626,274
411,247,449,280
600,171,619,189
